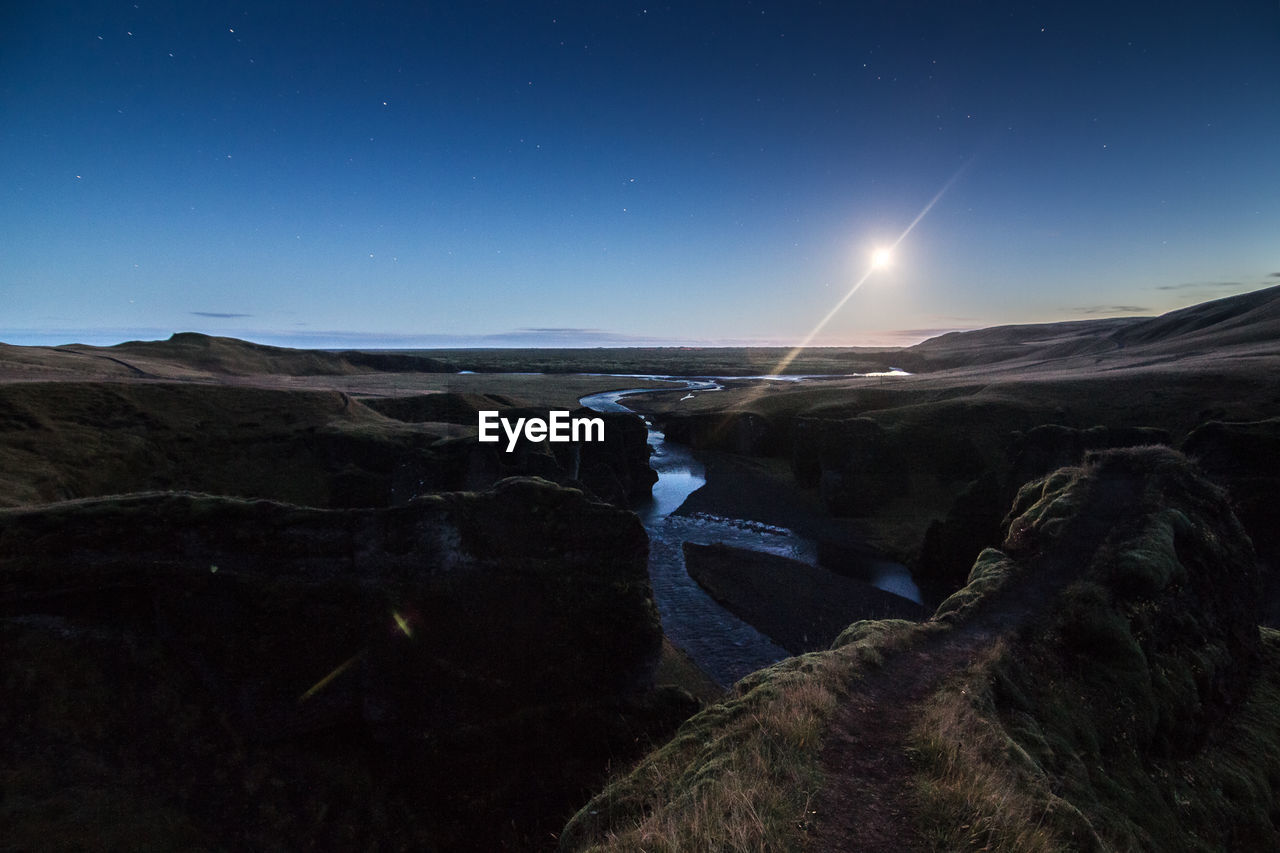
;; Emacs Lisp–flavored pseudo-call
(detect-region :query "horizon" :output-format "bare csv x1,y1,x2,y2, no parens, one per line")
0,323,956,350
6,279,1278,351
4,2,1278,346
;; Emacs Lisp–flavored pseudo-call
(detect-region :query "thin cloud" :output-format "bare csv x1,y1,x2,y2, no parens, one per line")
1074,305,1150,315
1154,281,1242,292
516,327,607,334
192,311,253,318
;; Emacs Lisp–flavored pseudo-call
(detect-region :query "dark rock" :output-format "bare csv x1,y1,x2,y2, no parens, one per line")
0,479,659,704
997,447,1262,756
659,411,778,455
683,542,925,654
0,479,669,849
917,423,1174,598
809,417,907,517
1183,418,1280,624
0,382,657,511
460,407,657,506
1009,423,1171,489
575,408,658,503
916,470,1007,601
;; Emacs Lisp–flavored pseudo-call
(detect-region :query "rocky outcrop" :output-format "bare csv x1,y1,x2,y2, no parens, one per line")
1,478,681,850
562,448,1278,852
572,408,659,503
1008,423,1171,490
1182,418,1280,568
1182,418,1280,626
915,423,1172,600
0,383,657,510
0,381,443,508
913,448,1271,851
791,416,912,516
682,542,925,654
394,407,658,506
659,410,779,455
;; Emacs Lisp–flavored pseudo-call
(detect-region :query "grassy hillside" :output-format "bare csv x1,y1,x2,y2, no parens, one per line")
0,381,441,507
561,449,1278,851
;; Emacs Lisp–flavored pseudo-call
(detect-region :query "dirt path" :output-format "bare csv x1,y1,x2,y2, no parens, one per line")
810,470,1140,852
53,347,160,378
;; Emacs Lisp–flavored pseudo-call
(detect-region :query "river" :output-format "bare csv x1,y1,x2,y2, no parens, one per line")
580,377,920,687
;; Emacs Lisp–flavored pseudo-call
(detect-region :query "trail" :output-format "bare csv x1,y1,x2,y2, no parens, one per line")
53,347,160,378
811,470,1141,852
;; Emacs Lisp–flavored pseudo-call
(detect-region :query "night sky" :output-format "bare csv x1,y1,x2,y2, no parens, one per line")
3,1,1278,348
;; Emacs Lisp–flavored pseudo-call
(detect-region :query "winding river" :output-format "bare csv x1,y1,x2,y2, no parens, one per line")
580,377,920,686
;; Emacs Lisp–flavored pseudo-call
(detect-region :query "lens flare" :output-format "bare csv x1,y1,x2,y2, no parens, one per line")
392,610,414,638
762,158,974,377
298,650,366,703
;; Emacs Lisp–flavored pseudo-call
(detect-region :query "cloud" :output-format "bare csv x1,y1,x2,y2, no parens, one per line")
192,311,253,318
1154,281,1242,292
516,327,608,334
1073,305,1150,315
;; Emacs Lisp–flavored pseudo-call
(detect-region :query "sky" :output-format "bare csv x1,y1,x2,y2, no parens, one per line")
2,1,1278,348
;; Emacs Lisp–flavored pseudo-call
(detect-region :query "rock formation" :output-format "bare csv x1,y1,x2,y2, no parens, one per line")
562,448,1278,851
0,382,656,510
1,478,687,850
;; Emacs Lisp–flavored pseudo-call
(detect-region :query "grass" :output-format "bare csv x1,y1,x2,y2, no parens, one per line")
559,619,922,851
908,452,1275,852
564,449,1279,852
911,629,1280,853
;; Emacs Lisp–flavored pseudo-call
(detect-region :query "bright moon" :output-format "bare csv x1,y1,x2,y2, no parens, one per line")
871,247,893,269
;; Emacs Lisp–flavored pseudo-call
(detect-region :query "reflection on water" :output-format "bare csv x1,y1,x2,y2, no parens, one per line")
866,561,920,602
581,376,919,686
633,434,704,523
583,383,788,685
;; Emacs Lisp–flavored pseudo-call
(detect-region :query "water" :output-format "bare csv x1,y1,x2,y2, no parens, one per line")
582,383,787,685
582,378,919,686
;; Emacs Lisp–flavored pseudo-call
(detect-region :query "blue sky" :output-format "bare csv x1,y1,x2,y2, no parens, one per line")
3,1,1277,348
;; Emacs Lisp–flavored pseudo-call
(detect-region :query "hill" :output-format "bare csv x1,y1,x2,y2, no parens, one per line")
0,332,456,382
900,284,1280,374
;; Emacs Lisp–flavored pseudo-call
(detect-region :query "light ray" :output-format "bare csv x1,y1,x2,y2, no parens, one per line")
298,650,366,703
392,610,413,638
766,159,973,377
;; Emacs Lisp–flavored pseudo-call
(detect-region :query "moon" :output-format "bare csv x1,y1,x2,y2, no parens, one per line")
871,247,893,269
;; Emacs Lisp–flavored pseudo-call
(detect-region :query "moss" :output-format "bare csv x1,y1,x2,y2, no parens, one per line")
933,548,1021,621
560,617,934,851
830,617,918,651
911,450,1274,852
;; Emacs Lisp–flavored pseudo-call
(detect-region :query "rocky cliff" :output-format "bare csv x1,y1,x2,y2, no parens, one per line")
1,478,688,850
0,382,656,510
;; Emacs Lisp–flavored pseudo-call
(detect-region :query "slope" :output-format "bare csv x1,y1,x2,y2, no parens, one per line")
560,447,1276,852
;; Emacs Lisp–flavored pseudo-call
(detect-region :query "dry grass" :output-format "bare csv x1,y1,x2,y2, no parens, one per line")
561,620,921,852
910,629,1280,853
909,640,1104,853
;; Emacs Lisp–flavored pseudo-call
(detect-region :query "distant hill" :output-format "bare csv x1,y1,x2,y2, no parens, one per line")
902,284,1280,372
1109,284,1280,351
3,285,1278,380
104,332,457,376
